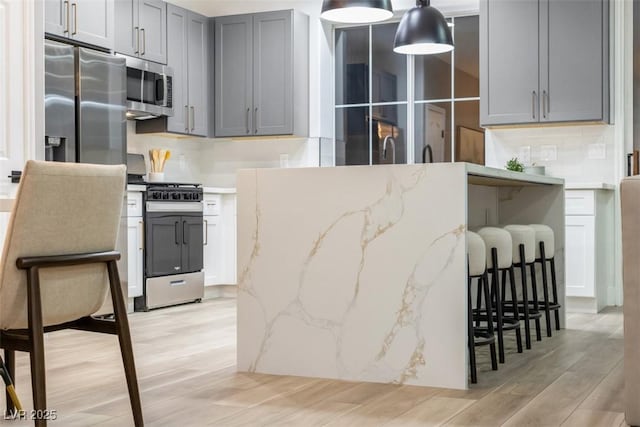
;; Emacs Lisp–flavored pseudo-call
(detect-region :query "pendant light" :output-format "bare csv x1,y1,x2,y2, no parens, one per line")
321,0,393,24
393,0,454,55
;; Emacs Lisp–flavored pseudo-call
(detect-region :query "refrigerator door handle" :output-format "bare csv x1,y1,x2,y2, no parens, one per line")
190,106,195,132
184,105,189,132
71,2,77,35
64,1,70,33
134,27,139,54
141,28,146,55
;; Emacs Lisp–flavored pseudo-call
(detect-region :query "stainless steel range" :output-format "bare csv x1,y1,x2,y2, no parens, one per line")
134,182,204,311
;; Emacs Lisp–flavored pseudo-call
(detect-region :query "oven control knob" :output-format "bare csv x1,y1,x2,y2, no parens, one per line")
163,193,169,200
185,193,191,200
172,193,180,200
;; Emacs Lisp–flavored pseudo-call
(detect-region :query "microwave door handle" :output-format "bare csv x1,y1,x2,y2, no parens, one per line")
163,74,168,107
140,70,145,104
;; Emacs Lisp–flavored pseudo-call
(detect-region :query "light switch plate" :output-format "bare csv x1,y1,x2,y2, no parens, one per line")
518,146,531,164
540,145,557,161
588,143,606,159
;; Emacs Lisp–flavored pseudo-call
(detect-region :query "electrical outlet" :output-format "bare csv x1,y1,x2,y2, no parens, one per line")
588,143,606,159
518,146,531,164
280,154,289,168
540,145,557,161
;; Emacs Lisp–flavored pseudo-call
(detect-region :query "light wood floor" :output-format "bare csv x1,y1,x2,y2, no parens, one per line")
0,298,626,426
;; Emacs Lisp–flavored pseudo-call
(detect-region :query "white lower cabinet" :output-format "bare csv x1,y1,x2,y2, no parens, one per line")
203,214,222,285
126,191,144,298
203,192,237,286
564,189,614,313
127,216,144,298
565,215,595,297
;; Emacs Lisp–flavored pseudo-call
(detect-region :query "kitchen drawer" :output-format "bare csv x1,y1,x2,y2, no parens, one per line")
203,194,221,216
565,190,595,215
127,192,143,217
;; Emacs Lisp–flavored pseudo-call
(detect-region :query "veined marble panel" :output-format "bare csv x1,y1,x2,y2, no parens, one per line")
237,163,469,389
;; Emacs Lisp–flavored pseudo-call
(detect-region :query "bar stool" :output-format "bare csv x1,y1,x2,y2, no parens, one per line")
476,227,523,363
467,231,497,384
502,225,542,349
530,224,562,334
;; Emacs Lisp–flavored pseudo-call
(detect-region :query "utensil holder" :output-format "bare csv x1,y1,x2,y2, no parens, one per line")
149,172,165,182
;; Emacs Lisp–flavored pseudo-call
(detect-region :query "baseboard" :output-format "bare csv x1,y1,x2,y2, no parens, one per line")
566,296,599,314
204,285,237,299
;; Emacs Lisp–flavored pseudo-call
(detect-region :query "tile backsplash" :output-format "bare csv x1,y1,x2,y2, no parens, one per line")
485,124,616,184
126,122,320,187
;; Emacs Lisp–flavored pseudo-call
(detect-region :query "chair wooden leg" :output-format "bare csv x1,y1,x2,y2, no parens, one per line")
26,267,47,427
467,276,477,384
550,257,561,330
518,245,532,350
481,273,498,371
539,243,553,337
4,350,15,416
107,261,144,427
508,267,523,353
529,263,542,342
491,249,505,364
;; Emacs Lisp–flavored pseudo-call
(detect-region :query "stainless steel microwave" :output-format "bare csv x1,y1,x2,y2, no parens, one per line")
121,56,173,120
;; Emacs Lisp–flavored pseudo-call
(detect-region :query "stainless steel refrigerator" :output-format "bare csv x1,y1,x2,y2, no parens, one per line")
44,39,126,164
44,39,128,312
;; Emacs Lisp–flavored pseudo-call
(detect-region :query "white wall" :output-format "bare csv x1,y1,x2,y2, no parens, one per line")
127,123,320,186
485,124,616,184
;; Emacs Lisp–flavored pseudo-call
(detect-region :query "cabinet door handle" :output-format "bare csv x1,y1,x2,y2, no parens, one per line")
64,1,70,33
190,106,195,131
543,90,548,119
246,108,250,134
532,91,537,120
174,221,179,244
184,105,189,132
141,28,146,55
183,220,187,244
134,27,139,54
204,219,208,246
71,2,77,35
254,107,258,134
139,221,143,250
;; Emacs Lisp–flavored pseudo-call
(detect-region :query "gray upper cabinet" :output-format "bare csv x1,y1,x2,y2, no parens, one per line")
480,0,609,126
215,10,308,137
166,4,208,136
253,11,293,135
540,0,608,123
480,0,539,125
114,0,167,64
45,0,114,49
215,15,253,137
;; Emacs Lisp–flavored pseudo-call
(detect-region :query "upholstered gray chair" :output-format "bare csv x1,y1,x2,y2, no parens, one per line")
622,176,640,427
0,160,142,426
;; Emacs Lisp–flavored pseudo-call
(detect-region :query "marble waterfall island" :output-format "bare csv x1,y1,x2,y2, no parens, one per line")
237,163,565,389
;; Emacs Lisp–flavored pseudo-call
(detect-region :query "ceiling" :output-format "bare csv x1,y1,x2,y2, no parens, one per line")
167,0,480,18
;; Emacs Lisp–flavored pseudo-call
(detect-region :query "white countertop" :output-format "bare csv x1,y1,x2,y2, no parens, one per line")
465,163,565,186
203,187,237,194
565,182,615,191
127,184,146,192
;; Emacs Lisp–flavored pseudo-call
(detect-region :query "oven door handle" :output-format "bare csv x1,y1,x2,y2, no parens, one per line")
174,221,179,245
183,220,188,244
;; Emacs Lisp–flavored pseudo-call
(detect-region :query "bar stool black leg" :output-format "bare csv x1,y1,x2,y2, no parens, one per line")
508,267,523,353
482,271,498,371
550,257,561,330
468,275,477,384
491,248,505,363
518,244,532,349
529,263,542,342
539,242,553,337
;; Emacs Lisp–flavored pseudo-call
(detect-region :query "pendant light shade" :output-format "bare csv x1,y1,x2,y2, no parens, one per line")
393,0,454,55
321,0,393,24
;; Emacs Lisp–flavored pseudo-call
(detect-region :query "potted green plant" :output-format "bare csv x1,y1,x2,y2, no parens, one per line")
505,157,524,172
